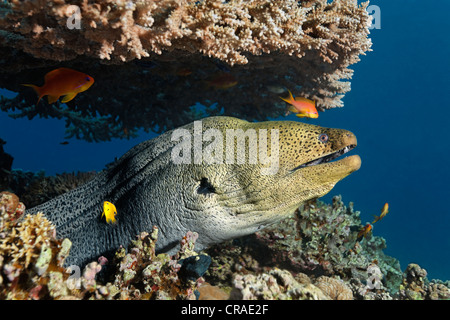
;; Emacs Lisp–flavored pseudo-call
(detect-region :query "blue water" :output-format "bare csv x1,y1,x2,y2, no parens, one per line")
1,0,450,280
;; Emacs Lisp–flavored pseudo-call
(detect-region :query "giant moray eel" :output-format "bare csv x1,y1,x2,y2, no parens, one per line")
27,116,361,267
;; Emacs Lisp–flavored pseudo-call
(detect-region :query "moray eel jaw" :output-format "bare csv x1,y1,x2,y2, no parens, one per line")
292,143,357,171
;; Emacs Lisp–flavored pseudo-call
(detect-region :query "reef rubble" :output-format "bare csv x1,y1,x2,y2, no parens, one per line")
1,191,448,300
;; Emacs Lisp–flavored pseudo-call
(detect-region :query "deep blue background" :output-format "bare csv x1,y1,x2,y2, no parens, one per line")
1,1,449,280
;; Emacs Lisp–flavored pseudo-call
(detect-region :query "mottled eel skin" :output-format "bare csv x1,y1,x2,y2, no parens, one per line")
27,117,361,267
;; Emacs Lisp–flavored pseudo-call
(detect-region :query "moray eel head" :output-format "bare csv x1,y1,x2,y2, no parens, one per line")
175,117,360,250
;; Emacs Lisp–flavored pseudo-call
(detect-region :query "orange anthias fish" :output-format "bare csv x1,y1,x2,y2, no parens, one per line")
101,201,117,224
177,68,193,76
372,202,389,224
357,223,373,241
22,67,94,104
206,73,238,89
280,90,318,119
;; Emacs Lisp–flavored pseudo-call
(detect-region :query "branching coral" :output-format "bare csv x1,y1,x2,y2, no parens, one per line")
0,0,372,141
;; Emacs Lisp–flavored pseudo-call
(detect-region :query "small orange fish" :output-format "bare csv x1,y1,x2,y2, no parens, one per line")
177,68,193,76
280,90,318,119
101,201,117,224
206,73,237,89
372,202,389,224
357,223,372,241
22,67,94,104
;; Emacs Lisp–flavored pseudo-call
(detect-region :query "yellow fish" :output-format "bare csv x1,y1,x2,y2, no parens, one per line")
101,201,117,224
357,223,372,241
372,202,389,224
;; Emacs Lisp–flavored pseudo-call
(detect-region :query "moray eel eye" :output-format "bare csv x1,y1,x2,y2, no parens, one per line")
318,133,329,143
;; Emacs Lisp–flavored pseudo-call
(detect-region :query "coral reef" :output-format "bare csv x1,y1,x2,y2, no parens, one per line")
0,199,208,299
231,268,330,300
203,196,450,300
16,171,97,208
395,264,450,300
204,195,425,300
0,0,372,141
105,228,206,300
3,169,97,208
0,192,449,300
206,196,403,293
0,211,69,299
314,275,353,300
0,190,25,225
229,267,354,300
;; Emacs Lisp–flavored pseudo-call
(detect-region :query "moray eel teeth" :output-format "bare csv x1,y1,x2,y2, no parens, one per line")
293,144,357,171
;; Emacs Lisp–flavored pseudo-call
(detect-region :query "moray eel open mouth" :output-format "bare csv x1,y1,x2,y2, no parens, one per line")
292,144,357,171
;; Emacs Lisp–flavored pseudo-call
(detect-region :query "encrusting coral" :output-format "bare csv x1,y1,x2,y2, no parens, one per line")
0,0,372,141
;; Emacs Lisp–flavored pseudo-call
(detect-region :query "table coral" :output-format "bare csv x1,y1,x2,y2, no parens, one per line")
0,0,372,141
0,0,372,66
